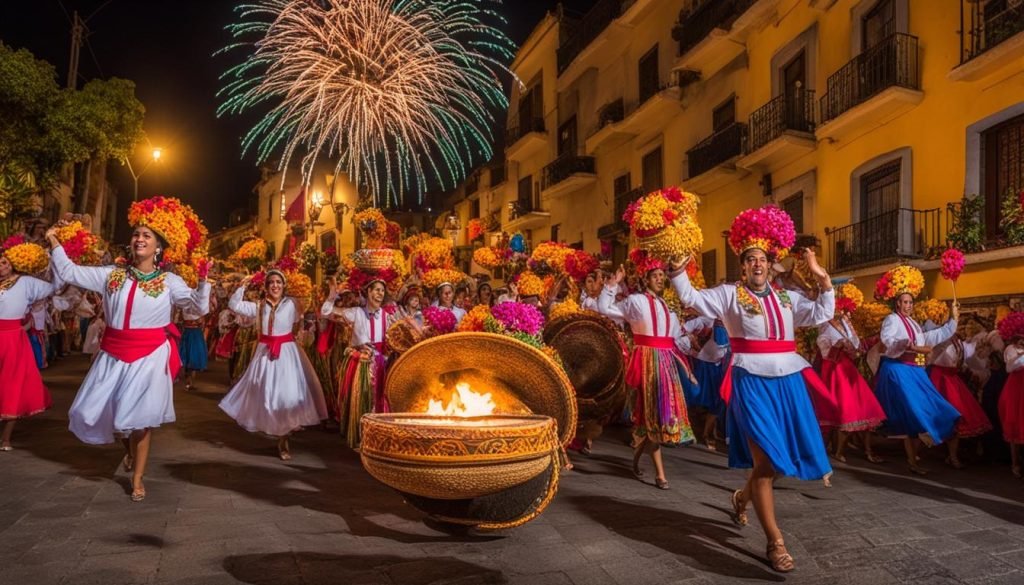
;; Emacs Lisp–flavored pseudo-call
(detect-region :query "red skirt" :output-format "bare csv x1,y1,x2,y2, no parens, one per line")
820,352,886,432
0,322,52,419
999,370,1024,444
929,366,993,438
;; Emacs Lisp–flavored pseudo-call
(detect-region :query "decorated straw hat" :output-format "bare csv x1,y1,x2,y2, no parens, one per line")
542,312,627,423
728,204,797,261
385,332,577,446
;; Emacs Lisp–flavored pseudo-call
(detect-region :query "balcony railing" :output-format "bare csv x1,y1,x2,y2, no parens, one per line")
673,0,755,57
820,33,920,124
557,0,623,73
686,122,748,179
465,171,479,195
597,98,625,128
505,117,546,147
959,0,1024,63
613,186,645,230
746,88,816,153
825,207,942,272
541,154,597,191
509,194,542,219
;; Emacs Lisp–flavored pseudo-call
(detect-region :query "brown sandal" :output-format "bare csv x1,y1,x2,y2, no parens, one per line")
730,489,748,526
766,539,795,573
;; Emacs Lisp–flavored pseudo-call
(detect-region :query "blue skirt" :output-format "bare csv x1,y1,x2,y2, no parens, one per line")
875,357,959,445
29,334,45,369
726,367,831,481
179,327,208,372
684,358,726,417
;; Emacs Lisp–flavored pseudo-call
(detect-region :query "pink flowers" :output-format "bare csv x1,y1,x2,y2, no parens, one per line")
491,302,545,336
728,205,797,261
629,248,664,276
1,234,27,251
940,248,965,282
423,305,457,334
998,311,1024,342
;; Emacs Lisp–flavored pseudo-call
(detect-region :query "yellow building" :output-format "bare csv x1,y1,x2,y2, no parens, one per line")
446,0,1024,309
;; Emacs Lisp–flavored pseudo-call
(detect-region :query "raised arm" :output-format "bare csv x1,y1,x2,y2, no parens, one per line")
921,317,958,347
167,274,210,316
48,245,113,294
320,288,339,317
668,268,731,320
228,286,258,319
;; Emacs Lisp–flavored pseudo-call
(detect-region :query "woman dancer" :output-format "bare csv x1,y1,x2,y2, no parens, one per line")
433,282,467,324
46,197,210,501
599,249,695,490
997,312,1024,477
817,287,886,463
220,270,327,459
873,266,960,476
669,205,834,573
179,302,209,391
475,282,494,307
927,319,993,468
0,241,55,450
687,318,730,450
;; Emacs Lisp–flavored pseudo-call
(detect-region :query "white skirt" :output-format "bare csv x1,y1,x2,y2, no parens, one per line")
219,341,327,437
68,342,175,444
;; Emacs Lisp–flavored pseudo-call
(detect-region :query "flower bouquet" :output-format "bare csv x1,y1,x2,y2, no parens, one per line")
467,218,486,242
422,305,457,335
353,208,388,247
913,298,950,326
53,221,104,265
529,241,573,275
997,311,1024,342
624,186,703,261
513,271,546,298
473,246,505,271
874,265,925,302
1,235,49,274
230,237,268,272
298,242,321,271
940,247,966,302
422,268,466,291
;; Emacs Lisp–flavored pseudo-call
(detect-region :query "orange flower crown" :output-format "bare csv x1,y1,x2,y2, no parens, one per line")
3,242,49,274
128,196,208,265
874,265,925,302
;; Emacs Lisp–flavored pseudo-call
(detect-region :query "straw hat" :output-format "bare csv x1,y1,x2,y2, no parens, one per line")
542,312,627,423
385,332,577,445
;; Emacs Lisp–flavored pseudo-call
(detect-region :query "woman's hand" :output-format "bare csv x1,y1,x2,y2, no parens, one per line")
667,255,690,273
608,264,626,287
951,301,960,322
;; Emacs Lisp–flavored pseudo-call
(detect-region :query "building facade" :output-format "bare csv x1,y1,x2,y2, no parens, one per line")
445,0,1024,307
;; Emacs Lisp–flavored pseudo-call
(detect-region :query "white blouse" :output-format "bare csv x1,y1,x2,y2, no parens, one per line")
817,318,861,359
0,276,54,320
1006,344,1024,373
670,270,835,377
928,336,976,368
598,288,681,338
228,286,299,336
879,313,956,359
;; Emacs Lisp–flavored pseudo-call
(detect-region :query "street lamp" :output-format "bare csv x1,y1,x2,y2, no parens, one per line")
307,190,325,240
124,147,164,201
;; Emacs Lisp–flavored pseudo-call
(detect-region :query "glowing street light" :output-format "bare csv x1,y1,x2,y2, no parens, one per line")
125,146,166,201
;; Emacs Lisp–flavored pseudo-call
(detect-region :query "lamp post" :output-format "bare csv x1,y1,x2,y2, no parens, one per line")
125,147,163,201
307,190,325,241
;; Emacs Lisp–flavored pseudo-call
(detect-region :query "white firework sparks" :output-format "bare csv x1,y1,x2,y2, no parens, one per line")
217,0,515,206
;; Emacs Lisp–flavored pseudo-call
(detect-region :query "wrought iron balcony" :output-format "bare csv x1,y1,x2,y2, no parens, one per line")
686,122,748,179
541,154,597,192
746,88,816,153
825,207,942,272
509,197,539,219
557,0,623,73
820,33,920,125
959,0,1024,63
673,0,755,57
505,118,546,147
598,98,625,128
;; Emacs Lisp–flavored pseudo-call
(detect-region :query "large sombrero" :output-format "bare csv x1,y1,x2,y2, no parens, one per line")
542,312,627,423
385,332,577,445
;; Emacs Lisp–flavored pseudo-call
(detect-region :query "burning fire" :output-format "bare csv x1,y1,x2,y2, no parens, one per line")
426,383,497,417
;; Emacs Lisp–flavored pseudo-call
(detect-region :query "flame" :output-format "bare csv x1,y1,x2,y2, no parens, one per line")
426,383,497,417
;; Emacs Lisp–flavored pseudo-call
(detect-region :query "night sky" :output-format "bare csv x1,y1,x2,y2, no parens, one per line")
0,0,597,238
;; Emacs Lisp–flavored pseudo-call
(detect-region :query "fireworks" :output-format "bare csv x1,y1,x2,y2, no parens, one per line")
218,0,515,206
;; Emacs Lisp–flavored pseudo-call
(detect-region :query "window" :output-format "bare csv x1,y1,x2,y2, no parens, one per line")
713,96,736,133
862,0,895,51
471,199,480,219
519,81,543,131
517,175,533,213
267,193,273,223
782,192,805,233
641,148,663,194
614,173,631,196
983,112,1024,239
701,249,718,285
558,116,577,157
860,160,900,220
638,45,659,104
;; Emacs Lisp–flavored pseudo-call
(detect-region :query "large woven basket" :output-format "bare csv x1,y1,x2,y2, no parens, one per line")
352,248,394,271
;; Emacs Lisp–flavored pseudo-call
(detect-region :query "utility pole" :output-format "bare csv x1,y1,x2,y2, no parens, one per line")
67,11,84,89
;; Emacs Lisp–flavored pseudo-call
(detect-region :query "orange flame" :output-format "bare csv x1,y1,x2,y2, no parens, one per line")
426,383,497,417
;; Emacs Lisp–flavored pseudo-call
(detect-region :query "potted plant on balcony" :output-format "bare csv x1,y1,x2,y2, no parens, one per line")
999,189,1024,247
947,194,985,253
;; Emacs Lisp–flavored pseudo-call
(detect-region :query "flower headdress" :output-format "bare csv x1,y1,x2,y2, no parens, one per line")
874,265,925,302
629,248,665,277
997,311,1024,342
728,205,797,261
1,236,49,274
513,270,546,298
422,268,467,292
835,282,864,315
128,196,208,265
564,249,598,283
53,221,104,265
913,297,949,326
624,186,703,260
529,241,573,275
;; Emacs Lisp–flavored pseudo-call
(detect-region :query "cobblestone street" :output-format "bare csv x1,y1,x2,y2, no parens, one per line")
2,354,1023,585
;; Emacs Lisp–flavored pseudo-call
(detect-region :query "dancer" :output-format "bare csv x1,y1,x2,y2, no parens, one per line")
433,282,467,324
817,287,886,463
598,249,695,490
328,275,398,448
927,319,993,468
669,205,835,573
873,266,960,475
687,318,730,450
0,241,55,450
220,270,327,459
997,312,1024,477
475,282,494,307
178,302,209,391
46,197,210,502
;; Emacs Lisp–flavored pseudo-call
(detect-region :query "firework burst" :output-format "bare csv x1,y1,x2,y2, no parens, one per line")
218,0,515,206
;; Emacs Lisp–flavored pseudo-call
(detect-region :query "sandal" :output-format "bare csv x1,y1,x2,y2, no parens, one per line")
865,453,885,464
655,478,670,490
130,485,146,502
766,539,795,573
0,444,12,452
832,452,847,463
945,457,966,470
908,463,929,476
730,489,748,527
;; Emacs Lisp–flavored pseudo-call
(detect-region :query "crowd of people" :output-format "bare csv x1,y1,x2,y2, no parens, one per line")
2,196,1024,574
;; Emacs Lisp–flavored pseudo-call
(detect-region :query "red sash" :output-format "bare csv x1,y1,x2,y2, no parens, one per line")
719,338,835,426
316,321,336,355
101,326,182,379
0,319,22,332
632,334,676,350
259,333,295,360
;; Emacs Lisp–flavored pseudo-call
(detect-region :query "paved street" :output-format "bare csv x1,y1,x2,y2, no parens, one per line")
2,354,1024,585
